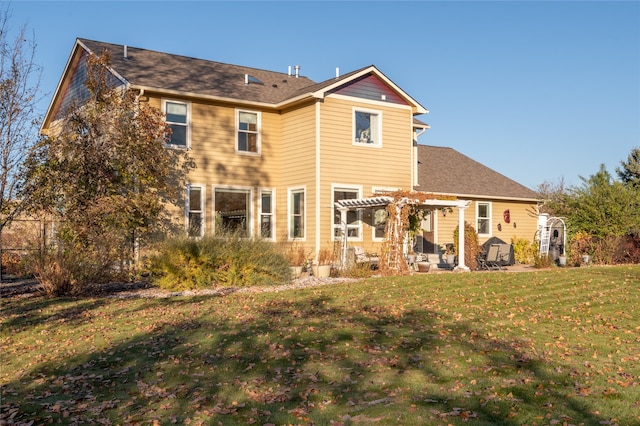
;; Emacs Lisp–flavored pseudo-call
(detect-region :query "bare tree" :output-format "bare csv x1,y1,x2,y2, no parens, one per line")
0,4,42,232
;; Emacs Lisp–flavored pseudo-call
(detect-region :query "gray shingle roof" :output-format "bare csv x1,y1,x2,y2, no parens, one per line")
78,38,317,105
415,145,539,201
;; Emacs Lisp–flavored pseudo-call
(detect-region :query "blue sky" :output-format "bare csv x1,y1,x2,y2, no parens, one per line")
8,0,640,190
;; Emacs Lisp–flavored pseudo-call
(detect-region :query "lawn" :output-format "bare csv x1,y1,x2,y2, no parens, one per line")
1,265,639,425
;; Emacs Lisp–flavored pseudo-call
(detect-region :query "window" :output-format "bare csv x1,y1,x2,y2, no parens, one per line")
289,188,305,239
237,110,260,153
477,202,491,236
165,101,188,147
187,185,204,237
214,188,251,237
374,208,388,240
353,108,381,146
333,187,361,239
260,190,274,239
371,187,395,241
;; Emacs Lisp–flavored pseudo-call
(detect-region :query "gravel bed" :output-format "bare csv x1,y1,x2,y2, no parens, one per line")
106,276,362,299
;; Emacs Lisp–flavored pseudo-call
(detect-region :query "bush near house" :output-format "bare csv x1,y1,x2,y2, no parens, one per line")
149,234,291,290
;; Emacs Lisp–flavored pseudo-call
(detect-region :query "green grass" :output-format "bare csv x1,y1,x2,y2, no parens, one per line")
1,265,639,425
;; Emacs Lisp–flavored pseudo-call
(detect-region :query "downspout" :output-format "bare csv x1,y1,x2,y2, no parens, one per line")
315,101,322,261
413,127,427,188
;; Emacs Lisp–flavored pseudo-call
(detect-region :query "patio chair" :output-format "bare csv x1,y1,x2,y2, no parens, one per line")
478,244,504,270
353,246,379,268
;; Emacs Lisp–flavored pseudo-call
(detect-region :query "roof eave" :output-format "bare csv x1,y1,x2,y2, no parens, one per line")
130,84,316,110
416,190,539,203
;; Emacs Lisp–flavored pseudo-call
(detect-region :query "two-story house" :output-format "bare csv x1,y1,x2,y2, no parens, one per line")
42,38,479,269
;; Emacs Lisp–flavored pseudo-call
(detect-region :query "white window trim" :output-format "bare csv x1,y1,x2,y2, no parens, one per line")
213,185,254,237
235,109,261,155
163,99,191,149
332,184,363,242
476,201,492,237
186,184,205,238
371,187,397,241
288,186,306,241
352,107,382,148
259,188,276,241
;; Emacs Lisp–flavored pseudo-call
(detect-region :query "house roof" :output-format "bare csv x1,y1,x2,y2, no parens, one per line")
415,145,539,201
77,38,317,105
43,38,428,129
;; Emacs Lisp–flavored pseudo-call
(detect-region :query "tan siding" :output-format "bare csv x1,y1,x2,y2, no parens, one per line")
277,101,317,252
318,97,414,252
435,199,539,252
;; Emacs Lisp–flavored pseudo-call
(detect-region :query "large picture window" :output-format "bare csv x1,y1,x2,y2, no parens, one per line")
165,101,188,147
289,188,305,239
260,190,274,239
353,108,381,146
215,188,251,237
187,185,204,237
333,187,361,240
237,110,260,153
477,202,491,236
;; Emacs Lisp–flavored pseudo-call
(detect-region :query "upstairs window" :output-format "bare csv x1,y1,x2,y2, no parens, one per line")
165,101,189,147
353,108,381,146
237,110,260,153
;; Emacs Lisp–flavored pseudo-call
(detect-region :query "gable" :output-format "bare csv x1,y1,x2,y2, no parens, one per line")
51,49,126,123
329,74,409,106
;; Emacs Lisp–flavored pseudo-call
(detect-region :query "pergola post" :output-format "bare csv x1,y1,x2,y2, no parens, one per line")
339,207,349,268
454,204,470,272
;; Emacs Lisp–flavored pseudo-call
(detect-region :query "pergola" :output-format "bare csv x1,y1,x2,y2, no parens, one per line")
335,195,472,272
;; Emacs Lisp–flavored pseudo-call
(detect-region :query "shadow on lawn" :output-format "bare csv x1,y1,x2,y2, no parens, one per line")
1,292,617,425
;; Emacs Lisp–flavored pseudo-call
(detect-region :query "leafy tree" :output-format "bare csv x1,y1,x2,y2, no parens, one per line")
616,147,640,188
0,4,42,231
565,164,639,238
20,51,193,292
536,177,568,216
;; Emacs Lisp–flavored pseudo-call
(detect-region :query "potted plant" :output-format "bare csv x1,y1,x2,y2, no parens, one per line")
316,248,333,278
286,244,307,278
415,253,431,273
444,244,456,265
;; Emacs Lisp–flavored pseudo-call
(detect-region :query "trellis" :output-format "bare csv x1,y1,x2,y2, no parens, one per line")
378,191,442,275
335,191,471,274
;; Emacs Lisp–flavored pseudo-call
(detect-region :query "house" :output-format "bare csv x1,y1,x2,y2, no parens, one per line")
415,145,540,257
45,38,477,267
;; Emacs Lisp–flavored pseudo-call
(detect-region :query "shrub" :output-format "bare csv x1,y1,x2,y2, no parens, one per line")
150,234,291,290
29,238,126,296
614,233,640,264
512,237,537,265
533,253,553,269
453,222,480,270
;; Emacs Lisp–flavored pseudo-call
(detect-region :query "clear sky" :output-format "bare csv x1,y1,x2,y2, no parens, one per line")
7,0,640,190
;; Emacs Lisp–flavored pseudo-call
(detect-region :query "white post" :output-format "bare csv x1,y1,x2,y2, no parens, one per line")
339,207,348,268
454,205,470,272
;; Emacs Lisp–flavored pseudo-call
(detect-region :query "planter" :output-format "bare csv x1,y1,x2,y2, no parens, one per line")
446,254,456,265
558,255,567,266
316,265,332,278
416,262,431,273
290,266,303,278
582,254,590,265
